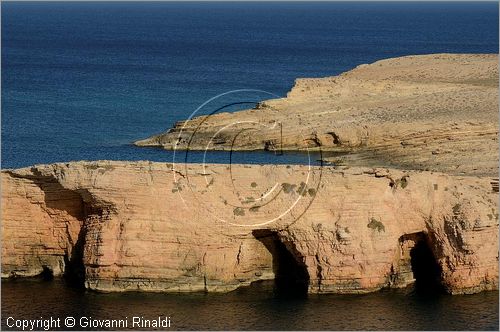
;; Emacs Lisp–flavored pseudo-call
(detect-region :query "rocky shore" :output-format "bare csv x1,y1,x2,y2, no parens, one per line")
1,161,498,294
135,54,498,177
2,54,498,294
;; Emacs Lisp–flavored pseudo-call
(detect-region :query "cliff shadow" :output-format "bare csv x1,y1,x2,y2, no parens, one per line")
63,224,87,288
252,229,310,297
399,232,444,295
5,169,88,287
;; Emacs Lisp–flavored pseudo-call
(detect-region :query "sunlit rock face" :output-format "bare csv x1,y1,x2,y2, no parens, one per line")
135,54,499,178
2,161,498,294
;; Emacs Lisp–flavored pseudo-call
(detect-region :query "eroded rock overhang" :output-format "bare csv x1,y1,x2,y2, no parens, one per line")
2,161,498,295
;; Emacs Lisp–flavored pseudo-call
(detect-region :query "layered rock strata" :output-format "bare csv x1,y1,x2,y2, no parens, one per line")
135,54,499,177
2,161,498,294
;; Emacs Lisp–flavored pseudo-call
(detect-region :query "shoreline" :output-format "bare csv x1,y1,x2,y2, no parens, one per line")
2,54,498,295
2,160,498,295
134,53,499,177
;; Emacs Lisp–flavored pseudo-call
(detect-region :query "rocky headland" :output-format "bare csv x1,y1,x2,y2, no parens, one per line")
135,54,499,177
2,54,498,295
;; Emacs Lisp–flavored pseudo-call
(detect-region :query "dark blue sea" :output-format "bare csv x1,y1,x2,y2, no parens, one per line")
1,1,498,169
1,2,499,331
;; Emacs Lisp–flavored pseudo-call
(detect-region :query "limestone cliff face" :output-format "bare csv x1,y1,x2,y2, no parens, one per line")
2,161,498,294
135,54,499,177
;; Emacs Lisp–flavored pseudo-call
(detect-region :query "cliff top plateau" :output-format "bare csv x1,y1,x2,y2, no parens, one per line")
2,54,498,295
135,53,499,177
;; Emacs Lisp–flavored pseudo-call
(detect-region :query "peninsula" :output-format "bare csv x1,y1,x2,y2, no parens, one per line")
2,54,498,295
136,54,498,177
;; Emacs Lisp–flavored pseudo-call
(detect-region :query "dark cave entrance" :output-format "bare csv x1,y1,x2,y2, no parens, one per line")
39,265,54,281
400,232,444,294
62,200,96,289
63,227,87,289
253,230,310,297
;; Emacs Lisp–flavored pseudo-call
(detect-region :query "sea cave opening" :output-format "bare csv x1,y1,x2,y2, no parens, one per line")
252,230,310,297
39,265,54,281
400,232,444,294
62,205,91,289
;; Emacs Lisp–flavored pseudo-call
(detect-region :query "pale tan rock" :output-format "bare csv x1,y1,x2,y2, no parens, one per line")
2,161,498,294
1,169,84,278
135,54,499,177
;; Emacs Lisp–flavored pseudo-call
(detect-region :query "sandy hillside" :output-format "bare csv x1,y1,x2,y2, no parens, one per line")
135,54,499,176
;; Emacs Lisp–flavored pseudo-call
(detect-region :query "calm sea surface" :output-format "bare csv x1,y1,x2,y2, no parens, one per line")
1,1,499,168
1,2,499,330
1,279,499,331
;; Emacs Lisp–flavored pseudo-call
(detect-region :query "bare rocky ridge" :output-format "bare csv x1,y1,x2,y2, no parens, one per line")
2,161,498,294
135,54,499,177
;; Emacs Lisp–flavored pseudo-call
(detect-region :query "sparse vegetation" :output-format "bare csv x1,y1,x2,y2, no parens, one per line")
282,183,296,194
297,182,307,196
367,217,385,232
172,181,182,193
233,207,245,216
312,223,323,232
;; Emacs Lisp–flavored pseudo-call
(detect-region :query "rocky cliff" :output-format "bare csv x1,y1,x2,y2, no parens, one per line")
2,161,498,294
135,54,499,177
3,54,498,295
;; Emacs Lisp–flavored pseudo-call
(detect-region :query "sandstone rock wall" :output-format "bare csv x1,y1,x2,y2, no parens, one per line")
2,161,498,294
